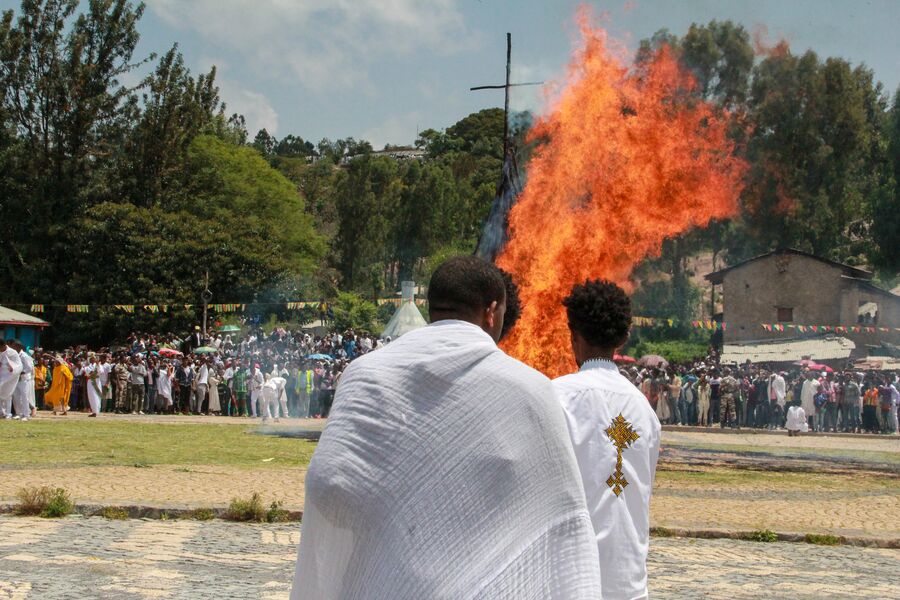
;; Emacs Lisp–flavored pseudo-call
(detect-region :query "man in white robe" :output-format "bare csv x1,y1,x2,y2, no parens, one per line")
0,339,24,419
800,370,820,432
12,341,34,421
261,374,288,422
249,363,264,418
553,279,661,600
291,256,602,600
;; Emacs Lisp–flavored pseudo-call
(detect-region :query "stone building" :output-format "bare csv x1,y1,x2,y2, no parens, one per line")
705,249,900,359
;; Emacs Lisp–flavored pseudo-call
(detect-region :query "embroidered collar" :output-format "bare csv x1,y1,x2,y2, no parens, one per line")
579,358,618,372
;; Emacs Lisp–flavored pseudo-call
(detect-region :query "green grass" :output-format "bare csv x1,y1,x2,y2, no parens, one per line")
99,506,129,520
804,533,842,546
0,420,316,469
190,508,216,521
224,493,267,522
745,529,779,543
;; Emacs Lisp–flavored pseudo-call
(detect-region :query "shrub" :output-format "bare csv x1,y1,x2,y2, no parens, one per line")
746,529,778,543
15,486,74,518
332,292,378,332
15,486,54,516
266,500,290,523
100,506,129,520
42,488,75,518
191,508,216,521
651,527,677,538
630,340,709,365
804,533,841,546
224,492,267,522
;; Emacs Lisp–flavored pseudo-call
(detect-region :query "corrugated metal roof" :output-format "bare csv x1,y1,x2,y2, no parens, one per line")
706,248,872,284
0,305,50,327
721,336,855,364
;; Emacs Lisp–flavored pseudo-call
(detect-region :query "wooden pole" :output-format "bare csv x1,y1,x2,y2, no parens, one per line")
503,32,511,160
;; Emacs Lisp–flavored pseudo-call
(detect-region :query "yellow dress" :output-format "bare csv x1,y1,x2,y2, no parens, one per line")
45,364,73,412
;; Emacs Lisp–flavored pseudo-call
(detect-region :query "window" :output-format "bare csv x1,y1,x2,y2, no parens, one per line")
858,301,878,324
777,307,793,323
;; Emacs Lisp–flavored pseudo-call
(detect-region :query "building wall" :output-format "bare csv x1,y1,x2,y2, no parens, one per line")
839,285,900,351
720,253,900,352
721,254,847,343
2,325,42,349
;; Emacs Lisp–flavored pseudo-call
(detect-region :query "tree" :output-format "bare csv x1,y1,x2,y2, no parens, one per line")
332,155,399,287
0,0,150,301
740,50,886,262
178,134,325,274
331,292,377,332
252,128,276,156
273,134,315,158
119,45,223,207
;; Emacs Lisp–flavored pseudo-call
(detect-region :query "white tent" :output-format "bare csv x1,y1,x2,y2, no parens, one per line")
381,281,427,339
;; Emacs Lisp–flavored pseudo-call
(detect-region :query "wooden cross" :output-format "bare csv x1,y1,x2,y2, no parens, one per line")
605,414,640,497
470,33,542,159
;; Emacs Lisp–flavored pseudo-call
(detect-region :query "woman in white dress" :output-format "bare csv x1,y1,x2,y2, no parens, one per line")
156,363,174,414
84,354,102,417
207,369,221,415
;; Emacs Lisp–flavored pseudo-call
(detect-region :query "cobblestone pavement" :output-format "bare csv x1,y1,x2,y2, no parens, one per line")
1,517,897,599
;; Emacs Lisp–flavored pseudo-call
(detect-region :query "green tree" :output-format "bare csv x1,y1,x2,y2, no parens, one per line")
332,155,399,288
178,134,324,274
119,45,222,208
0,0,150,301
331,292,377,332
252,128,276,156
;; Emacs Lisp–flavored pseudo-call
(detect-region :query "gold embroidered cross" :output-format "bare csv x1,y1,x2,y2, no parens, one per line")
605,414,640,497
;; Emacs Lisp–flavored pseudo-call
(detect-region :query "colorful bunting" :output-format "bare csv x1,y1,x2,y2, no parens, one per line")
30,304,44,313
67,305,89,313
114,305,135,313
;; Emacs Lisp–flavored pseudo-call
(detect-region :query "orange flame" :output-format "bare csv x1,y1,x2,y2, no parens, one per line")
497,9,748,377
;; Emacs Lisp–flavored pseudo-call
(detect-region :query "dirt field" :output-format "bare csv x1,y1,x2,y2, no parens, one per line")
2,414,898,540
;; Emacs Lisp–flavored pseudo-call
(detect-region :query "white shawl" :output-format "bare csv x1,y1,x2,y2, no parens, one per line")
291,320,602,599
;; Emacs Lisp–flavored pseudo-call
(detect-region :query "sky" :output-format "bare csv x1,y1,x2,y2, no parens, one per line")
3,0,899,147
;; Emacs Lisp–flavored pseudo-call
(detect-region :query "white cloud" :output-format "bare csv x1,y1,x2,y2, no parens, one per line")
217,79,279,136
361,111,423,148
151,0,473,94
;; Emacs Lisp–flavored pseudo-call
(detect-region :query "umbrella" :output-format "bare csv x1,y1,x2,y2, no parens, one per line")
158,348,182,358
792,359,819,367
218,325,241,333
637,354,669,369
194,346,217,354
614,354,636,364
306,353,334,361
809,363,834,373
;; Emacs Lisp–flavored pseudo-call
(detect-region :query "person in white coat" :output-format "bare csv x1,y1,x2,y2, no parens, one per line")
0,339,24,419
249,363,264,418
291,256,602,600
10,341,33,420
83,354,103,417
553,279,661,600
767,371,786,429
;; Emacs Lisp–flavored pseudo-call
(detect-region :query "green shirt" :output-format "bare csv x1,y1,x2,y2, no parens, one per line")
233,369,248,394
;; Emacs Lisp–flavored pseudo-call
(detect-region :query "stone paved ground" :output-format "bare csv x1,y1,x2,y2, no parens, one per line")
1,517,897,599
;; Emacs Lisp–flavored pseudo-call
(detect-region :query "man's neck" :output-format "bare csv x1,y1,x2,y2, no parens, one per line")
577,349,614,367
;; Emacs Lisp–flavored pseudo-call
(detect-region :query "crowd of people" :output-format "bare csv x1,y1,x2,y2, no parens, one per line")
629,363,900,435
3,325,898,436
0,326,388,422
